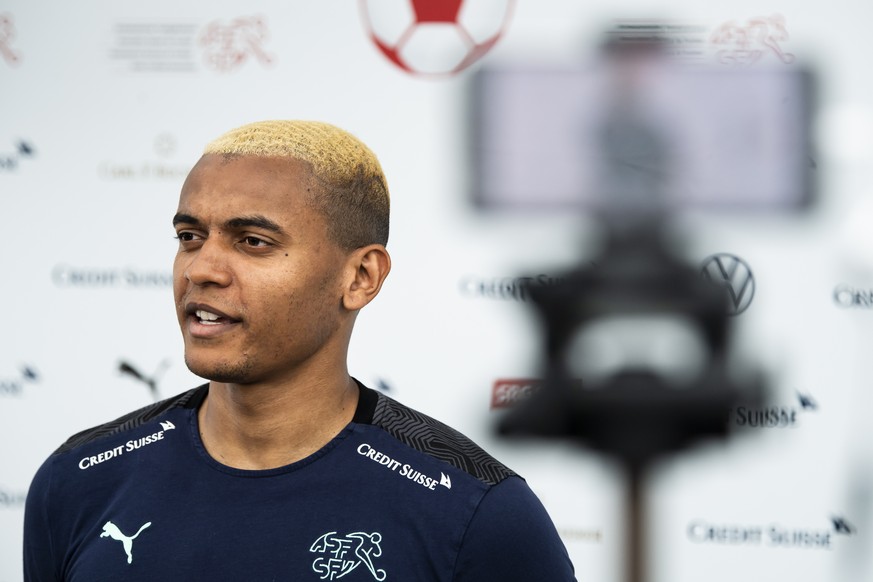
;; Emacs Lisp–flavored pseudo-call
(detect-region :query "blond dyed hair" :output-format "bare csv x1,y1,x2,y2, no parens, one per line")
204,120,390,250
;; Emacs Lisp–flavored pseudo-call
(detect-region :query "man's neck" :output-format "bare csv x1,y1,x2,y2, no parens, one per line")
197,372,360,470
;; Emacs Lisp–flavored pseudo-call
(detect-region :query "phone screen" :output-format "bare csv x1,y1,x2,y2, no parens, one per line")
469,62,815,213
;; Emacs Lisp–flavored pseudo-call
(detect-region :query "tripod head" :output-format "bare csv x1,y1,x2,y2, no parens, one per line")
499,220,762,468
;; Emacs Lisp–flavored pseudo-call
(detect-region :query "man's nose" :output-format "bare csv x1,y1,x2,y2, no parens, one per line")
184,238,233,287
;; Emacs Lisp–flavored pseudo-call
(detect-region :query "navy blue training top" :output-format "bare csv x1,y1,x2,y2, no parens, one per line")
24,382,576,581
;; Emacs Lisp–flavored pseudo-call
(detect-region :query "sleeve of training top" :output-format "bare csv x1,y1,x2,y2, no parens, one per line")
452,475,577,581
23,459,60,582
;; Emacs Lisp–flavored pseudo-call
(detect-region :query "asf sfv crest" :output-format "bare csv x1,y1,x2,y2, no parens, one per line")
701,253,755,315
310,531,386,580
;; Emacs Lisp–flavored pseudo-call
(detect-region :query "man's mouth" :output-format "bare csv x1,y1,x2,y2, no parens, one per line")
185,304,241,336
195,309,231,325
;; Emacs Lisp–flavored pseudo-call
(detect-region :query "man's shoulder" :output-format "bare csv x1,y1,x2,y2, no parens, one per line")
362,386,516,487
52,384,207,456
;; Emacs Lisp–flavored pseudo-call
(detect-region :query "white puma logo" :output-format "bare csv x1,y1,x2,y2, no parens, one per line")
100,520,151,564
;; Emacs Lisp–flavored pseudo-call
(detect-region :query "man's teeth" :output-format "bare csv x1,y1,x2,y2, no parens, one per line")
196,310,222,323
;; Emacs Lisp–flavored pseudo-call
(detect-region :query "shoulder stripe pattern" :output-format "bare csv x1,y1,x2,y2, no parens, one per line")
53,385,206,456
371,392,515,486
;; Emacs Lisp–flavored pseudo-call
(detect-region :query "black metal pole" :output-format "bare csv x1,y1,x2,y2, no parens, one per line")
627,464,644,582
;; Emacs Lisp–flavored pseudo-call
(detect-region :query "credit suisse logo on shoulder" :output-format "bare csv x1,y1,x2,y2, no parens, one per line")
78,421,176,470
356,443,452,492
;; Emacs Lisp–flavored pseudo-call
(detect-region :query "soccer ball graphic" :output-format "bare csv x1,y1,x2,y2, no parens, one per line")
359,0,516,76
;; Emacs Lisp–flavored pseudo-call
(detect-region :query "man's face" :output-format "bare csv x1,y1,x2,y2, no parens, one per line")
173,154,350,385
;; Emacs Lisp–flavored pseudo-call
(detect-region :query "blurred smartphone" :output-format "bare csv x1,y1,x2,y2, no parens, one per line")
468,61,816,213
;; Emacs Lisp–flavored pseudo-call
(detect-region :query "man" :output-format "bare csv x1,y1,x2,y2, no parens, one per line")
24,120,576,580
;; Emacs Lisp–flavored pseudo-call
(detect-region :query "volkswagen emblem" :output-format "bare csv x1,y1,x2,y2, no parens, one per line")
701,253,755,315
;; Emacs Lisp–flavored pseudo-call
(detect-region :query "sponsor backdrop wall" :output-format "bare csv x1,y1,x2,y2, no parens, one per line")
2,1,873,580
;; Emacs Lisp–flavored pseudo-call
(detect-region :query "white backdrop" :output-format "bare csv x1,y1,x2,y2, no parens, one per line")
3,1,873,580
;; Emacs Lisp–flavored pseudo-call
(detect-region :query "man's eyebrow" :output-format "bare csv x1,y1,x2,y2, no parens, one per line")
172,213,200,227
171,213,285,234
225,215,284,234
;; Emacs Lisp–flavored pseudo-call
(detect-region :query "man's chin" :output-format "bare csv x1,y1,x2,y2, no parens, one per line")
184,356,255,384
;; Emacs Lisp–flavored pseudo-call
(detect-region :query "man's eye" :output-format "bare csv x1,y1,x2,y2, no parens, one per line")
243,236,270,247
175,232,198,242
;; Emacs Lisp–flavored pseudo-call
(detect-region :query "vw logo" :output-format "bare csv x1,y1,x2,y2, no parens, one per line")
701,253,755,315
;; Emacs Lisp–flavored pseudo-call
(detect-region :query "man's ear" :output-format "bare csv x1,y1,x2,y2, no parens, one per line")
342,244,391,311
